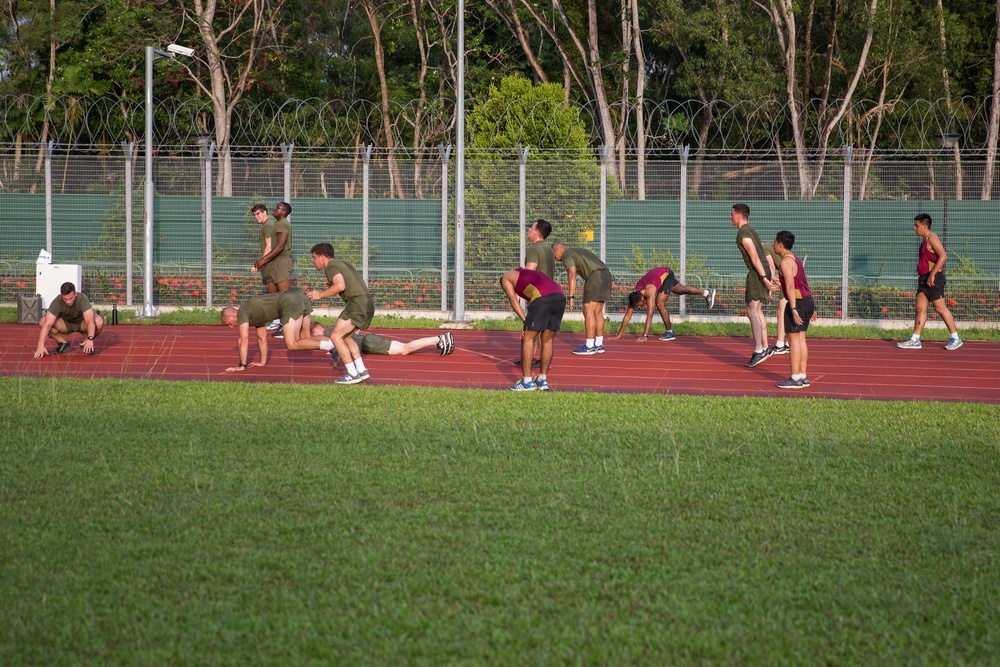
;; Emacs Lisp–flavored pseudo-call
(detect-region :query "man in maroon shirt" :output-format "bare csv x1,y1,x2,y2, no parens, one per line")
500,267,566,391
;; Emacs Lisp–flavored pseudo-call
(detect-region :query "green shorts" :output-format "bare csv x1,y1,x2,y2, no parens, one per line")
359,333,392,355
582,268,613,303
269,255,293,284
60,319,87,334
745,272,769,304
340,295,375,330
278,291,311,325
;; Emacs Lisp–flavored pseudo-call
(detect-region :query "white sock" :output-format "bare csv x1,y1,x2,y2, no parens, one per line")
586,338,595,348
911,334,920,341
523,376,533,384
950,332,960,340
777,341,787,348
595,336,603,346
354,357,367,373
754,348,764,354
793,373,805,380
346,361,358,376
320,340,334,351
536,374,546,381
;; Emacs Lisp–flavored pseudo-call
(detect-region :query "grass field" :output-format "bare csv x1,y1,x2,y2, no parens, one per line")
2,377,999,665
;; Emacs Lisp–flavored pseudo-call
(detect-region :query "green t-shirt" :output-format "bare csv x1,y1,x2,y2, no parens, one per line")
237,292,310,327
47,292,92,323
259,216,276,254
525,240,555,278
324,260,370,302
737,224,771,279
271,218,292,260
761,242,781,275
560,247,607,281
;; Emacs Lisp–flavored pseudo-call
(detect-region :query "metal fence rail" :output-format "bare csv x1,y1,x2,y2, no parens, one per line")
1,147,997,325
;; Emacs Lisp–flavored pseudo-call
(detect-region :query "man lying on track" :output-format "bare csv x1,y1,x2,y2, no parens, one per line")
310,323,455,364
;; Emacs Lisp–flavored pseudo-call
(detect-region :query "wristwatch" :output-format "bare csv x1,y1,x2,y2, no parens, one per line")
87,336,95,340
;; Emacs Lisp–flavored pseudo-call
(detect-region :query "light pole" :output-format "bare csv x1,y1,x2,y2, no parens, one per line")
935,132,960,247
143,43,194,316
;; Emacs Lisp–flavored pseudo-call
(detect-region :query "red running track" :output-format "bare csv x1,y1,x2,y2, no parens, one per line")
1,323,998,403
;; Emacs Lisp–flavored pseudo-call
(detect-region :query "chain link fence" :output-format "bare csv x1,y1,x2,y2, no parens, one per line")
2,147,997,325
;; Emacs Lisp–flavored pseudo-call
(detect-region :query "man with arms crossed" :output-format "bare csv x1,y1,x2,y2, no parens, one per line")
250,203,282,333
774,230,815,389
252,201,293,338
731,203,778,367
307,242,376,385
551,241,612,355
897,213,962,351
614,267,715,341
501,267,566,391
34,281,104,357
220,291,333,371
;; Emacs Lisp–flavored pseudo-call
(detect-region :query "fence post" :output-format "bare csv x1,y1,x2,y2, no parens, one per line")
842,145,852,320
600,145,609,262
440,145,452,311
123,142,135,306
45,141,53,254
204,142,216,307
362,144,373,283
678,145,690,315
518,145,529,267
282,143,293,204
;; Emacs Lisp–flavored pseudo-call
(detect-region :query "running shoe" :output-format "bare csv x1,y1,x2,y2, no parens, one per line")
945,337,963,351
437,332,455,356
329,348,341,365
896,339,922,349
272,327,284,339
800,377,811,387
571,344,597,355
356,370,370,382
776,378,804,389
658,331,676,341
533,377,551,391
265,319,281,331
334,371,365,385
745,351,766,367
593,344,605,354
705,288,716,310
510,379,536,391
768,344,789,356
54,342,71,354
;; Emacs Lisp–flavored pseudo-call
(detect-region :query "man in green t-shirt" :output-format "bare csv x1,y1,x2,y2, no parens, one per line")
307,242,376,385
220,291,335,372
252,201,293,338
552,241,614,355
34,281,104,357
731,203,778,368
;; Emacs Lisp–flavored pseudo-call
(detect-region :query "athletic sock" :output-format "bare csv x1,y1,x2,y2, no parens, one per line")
950,333,960,340
345,361,358,376
536,374,547,381
754,348,764,354
585,338,595,348
354,358,367,373
910,334,920,342
776,341,787,348
523,376,533,385
320,340,334,351
792,373,805,380
595,336,603,347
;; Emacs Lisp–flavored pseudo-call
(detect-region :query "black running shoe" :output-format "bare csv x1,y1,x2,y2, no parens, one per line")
329,348,341,365
55,342,71,354
745,351,766,367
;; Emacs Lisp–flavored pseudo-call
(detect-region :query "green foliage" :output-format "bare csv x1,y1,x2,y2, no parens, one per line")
623,243,709,280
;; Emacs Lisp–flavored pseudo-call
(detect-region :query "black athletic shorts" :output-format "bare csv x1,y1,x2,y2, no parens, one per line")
917,272,946,302
523,293,566,332
784,296,815,333
656,269,680,295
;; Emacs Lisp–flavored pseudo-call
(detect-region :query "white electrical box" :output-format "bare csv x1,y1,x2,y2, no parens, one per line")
36,264,83,308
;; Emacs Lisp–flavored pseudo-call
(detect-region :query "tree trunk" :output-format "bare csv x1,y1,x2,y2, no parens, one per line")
630,0,646,200
981,0,1000,199
363,0,404,198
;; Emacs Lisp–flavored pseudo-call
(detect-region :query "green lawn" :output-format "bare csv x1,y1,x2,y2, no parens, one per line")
2,378,998,665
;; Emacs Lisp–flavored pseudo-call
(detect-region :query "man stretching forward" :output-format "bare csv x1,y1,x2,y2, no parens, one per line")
614,267,715,341
501,267,566,391
220,291,333,371
307,242,376,385
552,241,612,355
731,203,777,367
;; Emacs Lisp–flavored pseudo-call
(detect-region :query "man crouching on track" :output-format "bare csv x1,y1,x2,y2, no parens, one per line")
220,291,334,372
